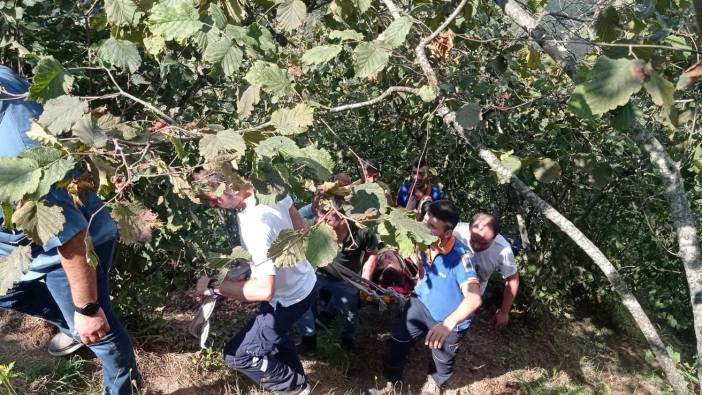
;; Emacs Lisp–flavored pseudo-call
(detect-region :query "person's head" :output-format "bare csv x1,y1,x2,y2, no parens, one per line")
334,172,352,187
190,168,253,210
469,212,499,252
362,159,381,182
423,200,459,243
312,192,346,230
411,161,430,187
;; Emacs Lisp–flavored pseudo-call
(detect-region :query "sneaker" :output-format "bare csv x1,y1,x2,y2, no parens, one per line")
367,381,396,395
420,375,442,395
47,332,83,357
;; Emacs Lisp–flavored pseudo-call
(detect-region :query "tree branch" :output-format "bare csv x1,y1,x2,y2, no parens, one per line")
328,86,419,112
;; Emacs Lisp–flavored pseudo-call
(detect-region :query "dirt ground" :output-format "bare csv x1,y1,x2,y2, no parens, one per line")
0,292,671,395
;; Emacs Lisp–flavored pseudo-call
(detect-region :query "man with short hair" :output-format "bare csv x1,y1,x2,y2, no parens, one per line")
0,65,142,395
453,212,520,329
193,169,315,395
357,159,394,206
296,193,379,352
372,200,482,394
396,161,443,209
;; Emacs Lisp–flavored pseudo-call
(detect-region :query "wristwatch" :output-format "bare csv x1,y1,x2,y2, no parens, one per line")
74,302,100,316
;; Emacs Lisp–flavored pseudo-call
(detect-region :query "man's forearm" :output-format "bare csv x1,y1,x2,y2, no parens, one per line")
218,276,274,302
444,284,482,328
500,274,520,312
57,229,97,306
289,206,309,232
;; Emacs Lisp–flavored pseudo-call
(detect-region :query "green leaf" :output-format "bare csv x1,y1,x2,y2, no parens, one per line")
455,102,481,130
38,95,88,135
276,0,306,33
0,157,42,202
611,102,638,131
388,208,437,245
254,136,301,159
2,202,13,229
0,245,32,296
301,44,343,66
199,129,247,160
593,6,620,42
417,85,438,102
143,35,166,56
533,158,561,183
28,57,74,101
224,24,257,48
11,201,64,246
643,68,674,109
268,229,307,268
244,61,294,99
297,145,333,180
203,37,243,76
73,116,108,148
208,2,228,29
306,223,338,268
270,103,314,135
353,41,391,79
98,38,142,73
249,23,277,55
111,201,162,245
18,147,75,198
378,16,412,49
501,155,522,172
328,29,363,41
237,84,261,118
583,56,646,115
567,84,594,119
105,0,144,26
346,182,388,218
395,228,415,258
148,0,203,42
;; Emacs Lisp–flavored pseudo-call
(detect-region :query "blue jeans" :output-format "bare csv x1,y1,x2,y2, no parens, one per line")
296,271,359,340
0,239,141,395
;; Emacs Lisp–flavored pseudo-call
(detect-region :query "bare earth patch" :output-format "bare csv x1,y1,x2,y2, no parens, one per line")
0,292,669,395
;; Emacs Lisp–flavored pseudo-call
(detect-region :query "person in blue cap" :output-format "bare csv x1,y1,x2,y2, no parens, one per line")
0,65,142,395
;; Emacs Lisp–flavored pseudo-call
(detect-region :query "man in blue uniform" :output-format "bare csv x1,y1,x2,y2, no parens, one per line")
371,200,482,394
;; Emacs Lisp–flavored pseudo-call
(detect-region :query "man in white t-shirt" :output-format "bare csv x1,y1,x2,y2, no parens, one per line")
193,169,315,395
453,213,520,329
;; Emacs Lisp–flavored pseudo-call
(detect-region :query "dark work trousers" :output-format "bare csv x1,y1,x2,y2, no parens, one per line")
383,296,466,388
224,289,316,394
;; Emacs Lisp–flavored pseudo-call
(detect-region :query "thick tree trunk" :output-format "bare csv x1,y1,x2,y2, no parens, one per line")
631,127,702,390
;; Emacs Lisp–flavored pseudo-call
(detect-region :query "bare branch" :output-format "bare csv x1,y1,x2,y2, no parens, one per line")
328,86,419,112
415,0,471,88
381,0,401,19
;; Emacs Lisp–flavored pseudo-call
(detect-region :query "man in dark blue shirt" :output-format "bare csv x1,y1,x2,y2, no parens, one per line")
396,161,444,209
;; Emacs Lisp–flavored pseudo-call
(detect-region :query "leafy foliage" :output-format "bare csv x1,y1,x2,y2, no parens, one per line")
28,57,74,101
11,201,64,246
305,223,339,268
111,201,163,245
267,229,307,268
583,56,646,115
0,246,31,296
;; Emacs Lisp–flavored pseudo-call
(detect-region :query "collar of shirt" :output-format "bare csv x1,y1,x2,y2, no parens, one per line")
421,235,456,264
238,195,258,216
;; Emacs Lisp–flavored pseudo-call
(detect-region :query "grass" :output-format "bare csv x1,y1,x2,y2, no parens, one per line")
21,356,94,395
